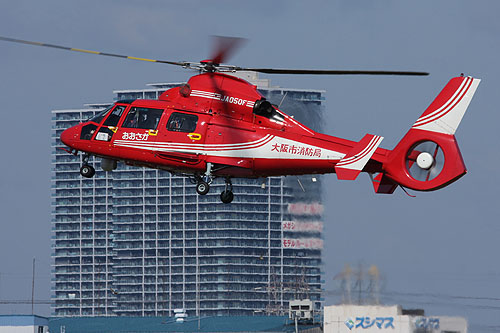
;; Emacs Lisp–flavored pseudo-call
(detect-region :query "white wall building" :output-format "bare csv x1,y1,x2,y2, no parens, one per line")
324,305,467,333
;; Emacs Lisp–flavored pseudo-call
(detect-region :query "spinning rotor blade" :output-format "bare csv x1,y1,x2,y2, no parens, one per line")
204,37,247,114
0,35,428,76
210,36,246,65
0,36,187,67
426,144,440,181
234,67,429,76
406,141,445,182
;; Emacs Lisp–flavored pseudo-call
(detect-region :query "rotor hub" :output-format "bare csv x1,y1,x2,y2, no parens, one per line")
416,152,434,170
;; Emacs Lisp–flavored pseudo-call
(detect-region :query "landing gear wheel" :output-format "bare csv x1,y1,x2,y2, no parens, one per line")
196,181,210,195
220,190,234,204
80,164,95,178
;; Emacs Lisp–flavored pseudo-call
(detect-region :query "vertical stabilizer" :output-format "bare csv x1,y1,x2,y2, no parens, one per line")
382,76,480,192
412,76,480,135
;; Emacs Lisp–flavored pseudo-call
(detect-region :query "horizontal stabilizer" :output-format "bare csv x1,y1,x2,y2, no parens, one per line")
335,134,383,180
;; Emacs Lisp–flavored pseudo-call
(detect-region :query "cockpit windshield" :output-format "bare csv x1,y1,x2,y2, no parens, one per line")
103,105,126,127
88,105,113,124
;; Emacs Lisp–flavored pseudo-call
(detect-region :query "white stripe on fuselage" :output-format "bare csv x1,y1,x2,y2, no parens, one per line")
191,90,254,108
114,135,344,161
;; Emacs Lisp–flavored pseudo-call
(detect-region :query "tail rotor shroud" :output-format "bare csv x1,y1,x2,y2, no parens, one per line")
406,141,445,182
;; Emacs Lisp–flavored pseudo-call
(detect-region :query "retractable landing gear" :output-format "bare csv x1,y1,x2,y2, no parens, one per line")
196,180,210,195
80,154,95,178
195,162,213,195
220,178,234,204
194,163,234,203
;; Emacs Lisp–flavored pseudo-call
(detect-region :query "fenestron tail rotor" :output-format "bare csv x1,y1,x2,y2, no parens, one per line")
406,141,445,182
0,35,429,76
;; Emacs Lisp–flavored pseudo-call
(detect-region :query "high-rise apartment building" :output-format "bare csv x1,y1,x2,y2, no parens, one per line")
51,73,325,317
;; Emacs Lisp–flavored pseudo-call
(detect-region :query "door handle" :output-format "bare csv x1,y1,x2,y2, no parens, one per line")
187,133,202,141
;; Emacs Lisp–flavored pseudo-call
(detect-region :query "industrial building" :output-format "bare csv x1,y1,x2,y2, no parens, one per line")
324,305,467,333
51,72,325,317
48,315,321,333
0,315,48,333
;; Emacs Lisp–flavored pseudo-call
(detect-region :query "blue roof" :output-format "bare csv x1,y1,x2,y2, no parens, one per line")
0,315,48,327
49,316,319,332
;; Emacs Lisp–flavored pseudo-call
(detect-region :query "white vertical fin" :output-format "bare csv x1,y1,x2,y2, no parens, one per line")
412,76,480,135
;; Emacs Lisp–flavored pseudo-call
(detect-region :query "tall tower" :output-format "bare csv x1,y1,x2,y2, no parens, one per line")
51,73,325,317
51,105,115,316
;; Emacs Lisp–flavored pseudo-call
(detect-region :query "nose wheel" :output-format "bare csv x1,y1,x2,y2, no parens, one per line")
80,154,95,178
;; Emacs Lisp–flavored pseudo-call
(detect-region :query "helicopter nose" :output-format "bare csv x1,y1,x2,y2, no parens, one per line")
60,126,79,147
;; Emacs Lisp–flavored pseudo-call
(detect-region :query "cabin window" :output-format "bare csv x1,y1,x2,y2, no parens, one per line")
167,112,198,132
103,105,127,127
122,107,164,130
253,99,284,122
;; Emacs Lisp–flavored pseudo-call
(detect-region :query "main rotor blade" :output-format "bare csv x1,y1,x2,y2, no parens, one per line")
236,67,429,76
0,36,187,67
210,36,246,65
0,35,429,76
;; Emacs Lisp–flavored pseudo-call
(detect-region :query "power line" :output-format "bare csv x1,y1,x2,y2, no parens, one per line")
381,290,500,302
325,286,500,310
0,300,52,304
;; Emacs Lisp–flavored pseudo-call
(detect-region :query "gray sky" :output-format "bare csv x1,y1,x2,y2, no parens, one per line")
1,1,499,331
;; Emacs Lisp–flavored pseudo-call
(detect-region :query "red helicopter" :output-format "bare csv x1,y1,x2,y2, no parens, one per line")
1,36,480,203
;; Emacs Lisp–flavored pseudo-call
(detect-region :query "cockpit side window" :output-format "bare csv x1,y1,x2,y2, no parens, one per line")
167,112,198,132
122,107,164,130
103,105,126,127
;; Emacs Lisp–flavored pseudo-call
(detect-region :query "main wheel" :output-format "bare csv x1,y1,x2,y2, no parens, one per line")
80,164,95,178
220,190,234,204
196,181,210,195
